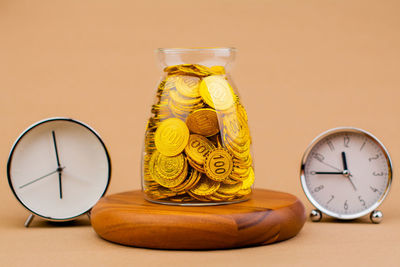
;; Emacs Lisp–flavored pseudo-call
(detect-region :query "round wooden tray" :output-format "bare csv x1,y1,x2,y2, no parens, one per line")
91,189,306,250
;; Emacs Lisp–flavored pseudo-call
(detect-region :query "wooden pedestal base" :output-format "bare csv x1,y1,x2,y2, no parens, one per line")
91,189,306,250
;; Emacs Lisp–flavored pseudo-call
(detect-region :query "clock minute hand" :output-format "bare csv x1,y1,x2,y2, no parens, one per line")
52,131,61,168
52,131,63,199
313,171,343,175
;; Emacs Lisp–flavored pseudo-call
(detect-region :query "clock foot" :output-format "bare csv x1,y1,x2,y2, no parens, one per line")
310,209,322,222
24,214,35,227
370,210,383,224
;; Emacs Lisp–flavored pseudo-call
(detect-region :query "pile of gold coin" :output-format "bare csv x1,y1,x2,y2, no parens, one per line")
143,64,254,203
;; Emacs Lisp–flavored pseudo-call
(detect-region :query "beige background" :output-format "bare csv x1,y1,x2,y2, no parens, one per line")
1,0,400,266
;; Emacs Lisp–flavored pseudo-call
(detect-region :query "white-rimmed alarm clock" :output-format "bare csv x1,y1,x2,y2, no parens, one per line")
7,118,111,227
300,127,392,223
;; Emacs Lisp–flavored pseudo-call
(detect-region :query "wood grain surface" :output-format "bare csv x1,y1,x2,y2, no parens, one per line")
91,189,306,249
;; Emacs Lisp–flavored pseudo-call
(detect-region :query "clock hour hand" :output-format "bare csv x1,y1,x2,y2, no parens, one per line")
52,131,63,199
341,151,357,191
19,167,65,189
341,151,348,171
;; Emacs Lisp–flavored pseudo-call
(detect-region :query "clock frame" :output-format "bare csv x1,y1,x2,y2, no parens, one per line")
300,127,392,223
7,117,112,226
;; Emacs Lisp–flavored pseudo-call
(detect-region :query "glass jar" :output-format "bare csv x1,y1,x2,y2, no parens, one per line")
142,48,255,205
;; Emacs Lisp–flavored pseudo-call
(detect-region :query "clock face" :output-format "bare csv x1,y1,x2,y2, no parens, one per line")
7,118,111,221
301,128,392,219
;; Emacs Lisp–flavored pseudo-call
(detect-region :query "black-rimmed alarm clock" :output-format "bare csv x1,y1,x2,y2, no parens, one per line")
7,118,111,226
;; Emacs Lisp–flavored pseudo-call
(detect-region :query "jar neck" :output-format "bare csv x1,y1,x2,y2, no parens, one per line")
157,48,236,71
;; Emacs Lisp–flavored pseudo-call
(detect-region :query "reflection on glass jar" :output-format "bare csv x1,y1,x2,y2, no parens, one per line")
142,48,255,205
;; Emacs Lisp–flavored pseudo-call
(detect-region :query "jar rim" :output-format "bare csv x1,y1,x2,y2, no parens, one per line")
157,47,236,53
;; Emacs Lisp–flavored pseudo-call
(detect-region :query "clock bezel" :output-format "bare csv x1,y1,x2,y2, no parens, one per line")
7,117,112,222
300,127,392,220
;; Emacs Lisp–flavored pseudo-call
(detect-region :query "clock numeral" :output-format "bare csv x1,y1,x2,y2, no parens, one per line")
344,135,350,148
313,185,324,193
370,186,381,194
327,195,334,204
344,200,348,210
358,196,366,207
312,152,325,162
369,154,379,162
327,140,335,151
372,171,386,176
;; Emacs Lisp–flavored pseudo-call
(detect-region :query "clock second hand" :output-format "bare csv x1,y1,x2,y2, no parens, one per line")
317,159,342,172
19,167,65,189
347,174,357,191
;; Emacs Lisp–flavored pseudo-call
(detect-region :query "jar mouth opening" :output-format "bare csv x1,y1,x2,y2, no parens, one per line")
158,47,236,54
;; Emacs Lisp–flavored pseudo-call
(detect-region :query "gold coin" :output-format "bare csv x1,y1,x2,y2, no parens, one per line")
184,169,202,189
186,108,220,137
230,167,252,182
187,157,206,173
164,64,225,77
187,191,212,202
178,65,209,77
192,64,215,75
233,155,253,168
157,186,183,197
210,65,225,75
184,134,215,165
144,130,155,144
169,90,202,107
228,148,251,162
222,112,249,145
223,134,250,153
164,75,178,90
204,148,233,181
155,118,189,156
206,194,225,201
217,181,243,195
145,185,180,200
236,188,252,196
146,117,159,132
221,176,239,185
169,67,207,77
170,168,201,192
208,134,222,147
199,75,235,111
175,75,201,98
168,195,195,202
237,103,248,122
164,64,192,73
150,156,188,188
189,174,220,196
153,151,185,180
212,191,234,200
241,167,255,190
